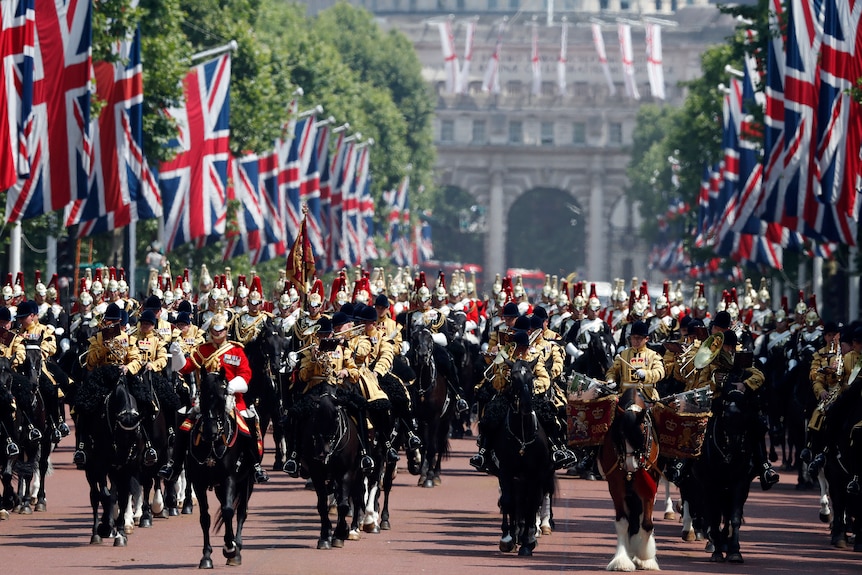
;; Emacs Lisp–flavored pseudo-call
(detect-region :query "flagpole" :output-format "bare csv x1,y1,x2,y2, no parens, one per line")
190,40,238,62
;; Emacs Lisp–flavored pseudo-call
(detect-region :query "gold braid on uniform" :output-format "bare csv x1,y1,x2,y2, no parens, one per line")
235,313,269,346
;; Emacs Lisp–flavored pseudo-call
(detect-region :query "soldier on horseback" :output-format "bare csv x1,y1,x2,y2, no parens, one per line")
159,312,269,484
696,330,780,490
804,321,844,477
74,303,142,467
470,327,576,472
16,300,68,443
0,306,24,456
131,309,168,466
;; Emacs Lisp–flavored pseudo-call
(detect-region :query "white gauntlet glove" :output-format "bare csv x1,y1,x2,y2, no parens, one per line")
227,376,248,395
635,369,646,380
169,342,185,372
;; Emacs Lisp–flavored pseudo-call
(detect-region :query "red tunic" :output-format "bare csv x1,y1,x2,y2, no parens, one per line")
181,341,252,412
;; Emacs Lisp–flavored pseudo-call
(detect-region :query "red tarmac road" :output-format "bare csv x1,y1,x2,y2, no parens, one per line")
0,434,859,574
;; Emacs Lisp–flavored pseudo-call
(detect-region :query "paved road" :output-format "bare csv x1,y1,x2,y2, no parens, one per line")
0,434,859,574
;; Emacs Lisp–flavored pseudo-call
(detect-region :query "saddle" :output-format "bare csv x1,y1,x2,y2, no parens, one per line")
188,412,239,464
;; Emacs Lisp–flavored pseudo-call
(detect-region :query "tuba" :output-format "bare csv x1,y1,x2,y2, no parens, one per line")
693,332,724,370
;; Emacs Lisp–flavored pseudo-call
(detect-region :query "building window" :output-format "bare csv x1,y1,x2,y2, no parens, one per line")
609,122,623,144
620,0,630,9
655,0,662,9
509,121,523,144
573,122,586,144
508,0,519,8
488,0,498,8
599,0,608,8
441,120,455,142
541,122,554,145
541,81,556,97
506,81,522,96
472,120,486,144
574,82,589,98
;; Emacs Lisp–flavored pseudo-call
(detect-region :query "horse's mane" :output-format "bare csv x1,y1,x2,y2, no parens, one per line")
288,384,367,420
75,365,123,415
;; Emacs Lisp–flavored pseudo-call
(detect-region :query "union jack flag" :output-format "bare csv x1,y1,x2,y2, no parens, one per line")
335,139,358,266
302,120,325,264
360,171,377,262
759,0,787,221
328,132,351,270
223,153,263,261
316,124,333,271
68,22,160,236
6,0,91,223
251,150,286,265
0,0,34,190
160,54,231,252
344,145,368,266
278,114,316,245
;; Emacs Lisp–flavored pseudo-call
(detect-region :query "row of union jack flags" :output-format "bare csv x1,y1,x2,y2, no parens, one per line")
653,0,859,278
0,0,410,271
0,0,161,229
383,174,433,267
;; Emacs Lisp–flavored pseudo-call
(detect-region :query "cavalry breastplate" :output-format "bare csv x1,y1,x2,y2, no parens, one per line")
236,314,265,345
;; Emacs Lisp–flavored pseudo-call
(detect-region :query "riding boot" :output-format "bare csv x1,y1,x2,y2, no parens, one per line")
73,414,88,468
847,424,862,494
282,418,301,478
55,390,70,438
469,432,489,471
246,416,269,483
158,428,189,482
402,418,422,450
753,432,779,490
357,410,375,473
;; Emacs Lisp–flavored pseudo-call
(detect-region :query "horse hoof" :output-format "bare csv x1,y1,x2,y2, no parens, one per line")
348,529,361,541
422,479,434,488
113,535,127,547
332,538,345,549
226,556,241,566
663,511,675,520
124,524,134,535
432,476,442,486
35,500,47,512
139,518,153,528
182,502,194,515
380,520,391,531
499,537,516,553
832,536,848,548
0,509,9,521
223,543,237,559
517,545,534,557
709,552,725,563
90,535,102,545
682,530,696,542
704,541,715,553
19,505,32,515
726,552,744,563
695,531,705,542
541,526,552,536
168,507,180,517
363,523,380,534
317,539,331,550
820,512,832,524
199,558,214,569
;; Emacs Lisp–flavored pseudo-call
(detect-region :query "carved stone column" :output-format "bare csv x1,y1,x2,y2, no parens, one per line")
587,168,606,281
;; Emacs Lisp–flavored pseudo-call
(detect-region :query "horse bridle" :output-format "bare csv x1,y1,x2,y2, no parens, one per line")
190,378,234,464
414,330,438,400
314,391,348,465
507,363,539,456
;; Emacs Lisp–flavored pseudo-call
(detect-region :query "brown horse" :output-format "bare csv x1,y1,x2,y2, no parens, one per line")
598,387,661,571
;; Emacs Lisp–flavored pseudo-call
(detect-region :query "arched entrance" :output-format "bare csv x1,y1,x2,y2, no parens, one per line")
506,188,584,277
428,185,485,266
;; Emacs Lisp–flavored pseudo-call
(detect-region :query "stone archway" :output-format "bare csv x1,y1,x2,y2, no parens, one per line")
506,188,584,278
429,185,485,266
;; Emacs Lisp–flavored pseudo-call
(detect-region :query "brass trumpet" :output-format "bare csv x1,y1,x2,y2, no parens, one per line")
693,332,724,370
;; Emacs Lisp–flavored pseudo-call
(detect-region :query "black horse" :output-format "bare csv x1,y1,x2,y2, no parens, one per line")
235,317,285,470
694,388,757,563
75,366,146,546
184,369,254,568
820,378,862,549
491,358,553,556
447,310,481,438
410,328,455,489
0,358,20,518
296,382,365,549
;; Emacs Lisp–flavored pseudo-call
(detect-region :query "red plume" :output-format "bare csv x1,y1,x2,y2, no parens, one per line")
589,282,598,299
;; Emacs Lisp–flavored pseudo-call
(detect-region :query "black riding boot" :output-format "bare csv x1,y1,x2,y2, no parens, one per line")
73,414,89,468
754,432,780,490
159,428,189,482
55,391,70,438
401,417,422,450
357,410,375,473
246,416,269,483
847,424,862,494
369,408,398,463
540,414,576,470
282,417,301,478
470,420,494,471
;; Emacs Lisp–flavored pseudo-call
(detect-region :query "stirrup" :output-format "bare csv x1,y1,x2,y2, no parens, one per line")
760,467,779,491
407,434,422,450
158,461,178,481
848,476,861,495
253,464,269,483
808,453,826,476
456,398,469,414
143,447,158,467
360,454,375,473
469,452,486,471
28,426,42,442
57,422,71,437
51,427,62,443
6,442,19,457
73,449,87,467
283,459,300,478
386,447,400,463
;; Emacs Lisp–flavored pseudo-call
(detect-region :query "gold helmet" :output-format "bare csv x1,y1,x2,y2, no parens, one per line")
757,277,771,307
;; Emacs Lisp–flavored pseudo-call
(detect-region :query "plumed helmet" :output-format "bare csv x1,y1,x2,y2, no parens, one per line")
726,301,739,321
556,292,569,307
355,289,370,305
163,289,175,305
631,299,648,318
774,308,788,323
655,294,669,310
804,308,820,326
209,312,228,332
236,283,250,299
288,287,299,304
758,278,770,306
417,286,432,302
90,279,104,296
78,291,93,307
278,293,292,310
335,289,349,306
308,292,323,308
